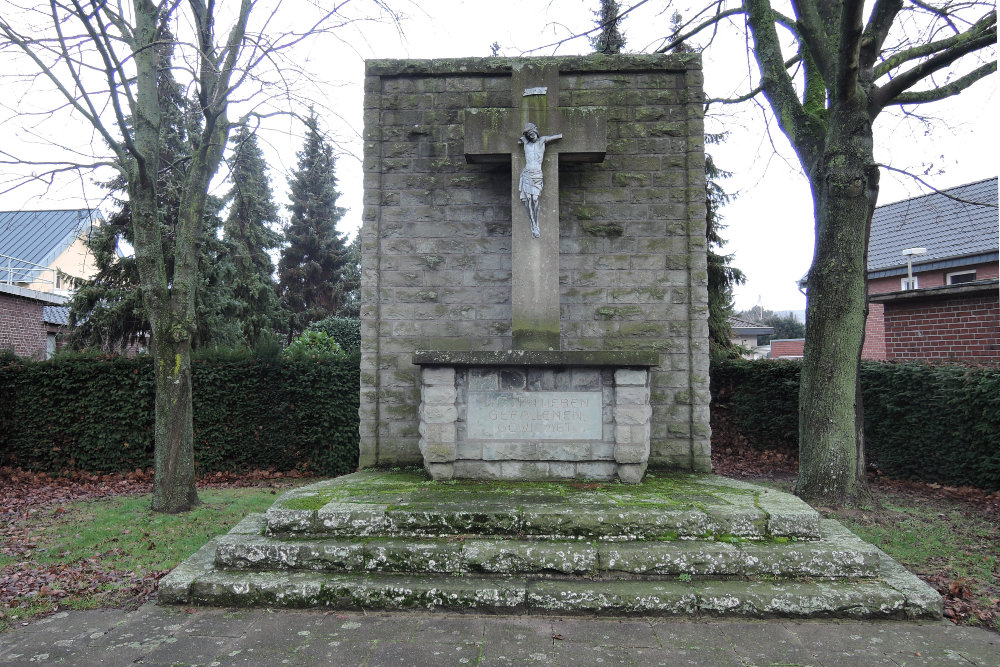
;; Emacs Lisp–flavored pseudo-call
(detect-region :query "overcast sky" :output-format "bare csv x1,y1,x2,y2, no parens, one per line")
2,0,996,313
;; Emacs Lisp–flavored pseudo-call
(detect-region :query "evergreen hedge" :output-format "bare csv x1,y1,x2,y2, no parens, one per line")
306,317,361,353
0,352,360,476
711,359,1000,490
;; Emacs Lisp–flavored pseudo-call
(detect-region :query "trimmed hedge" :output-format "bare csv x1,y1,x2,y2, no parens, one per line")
307,317,361,353
711,359,1000,491
0,353,360,476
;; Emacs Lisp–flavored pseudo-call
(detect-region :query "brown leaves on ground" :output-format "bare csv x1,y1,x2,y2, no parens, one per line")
928,575,999,627
711,442,799,480
0,549,167,613
0,467,314,624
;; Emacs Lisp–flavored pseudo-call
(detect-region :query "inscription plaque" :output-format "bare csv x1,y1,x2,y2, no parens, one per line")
467,391,602,440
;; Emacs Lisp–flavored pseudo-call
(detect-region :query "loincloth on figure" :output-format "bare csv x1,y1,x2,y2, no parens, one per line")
519,167,542,200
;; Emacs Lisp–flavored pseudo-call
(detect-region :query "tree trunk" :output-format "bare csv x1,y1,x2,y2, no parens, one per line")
150,333,199,512
795,99,877,507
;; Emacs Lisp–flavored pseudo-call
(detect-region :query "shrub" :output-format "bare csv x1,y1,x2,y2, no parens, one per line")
285,330,345,360
306,316,361,353
0,353,361,477
710,359,1000,490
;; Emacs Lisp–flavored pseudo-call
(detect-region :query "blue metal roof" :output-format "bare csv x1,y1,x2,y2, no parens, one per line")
0,209,97,282
868,177,998,273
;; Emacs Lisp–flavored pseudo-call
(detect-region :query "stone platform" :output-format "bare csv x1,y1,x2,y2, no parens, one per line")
160,470,942,620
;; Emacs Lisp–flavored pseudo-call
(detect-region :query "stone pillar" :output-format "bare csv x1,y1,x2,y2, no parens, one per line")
418,367,457,480
613,369,652,484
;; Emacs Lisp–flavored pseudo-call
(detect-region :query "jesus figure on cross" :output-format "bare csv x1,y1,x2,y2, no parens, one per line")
518,122,562,238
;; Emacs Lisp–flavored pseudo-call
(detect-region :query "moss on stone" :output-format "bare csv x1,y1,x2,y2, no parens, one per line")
582,222,625,237
595,305,644,320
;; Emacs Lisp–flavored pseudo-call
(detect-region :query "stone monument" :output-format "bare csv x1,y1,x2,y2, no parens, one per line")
359,55,711,482
159,55,942,621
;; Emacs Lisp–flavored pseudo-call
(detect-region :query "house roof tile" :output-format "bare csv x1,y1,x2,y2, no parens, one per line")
42,305,71,326
728,316,774,334
868,177,998,273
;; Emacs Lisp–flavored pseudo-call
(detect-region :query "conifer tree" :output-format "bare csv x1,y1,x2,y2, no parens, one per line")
667,14,746,360
591,0,626,54
223,124,284,345
278,110,349,335
705,148,746,361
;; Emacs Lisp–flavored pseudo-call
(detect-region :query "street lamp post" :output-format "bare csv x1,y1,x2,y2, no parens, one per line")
900,247,927,289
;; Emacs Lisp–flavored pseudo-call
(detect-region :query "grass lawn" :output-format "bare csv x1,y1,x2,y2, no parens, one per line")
751,477,999,632
833,489,999,632
0,486,287,632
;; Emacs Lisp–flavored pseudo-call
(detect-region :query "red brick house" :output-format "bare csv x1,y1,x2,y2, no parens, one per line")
862,177,998,362
770,338,805,359
0,284,69,359
1,209,99,359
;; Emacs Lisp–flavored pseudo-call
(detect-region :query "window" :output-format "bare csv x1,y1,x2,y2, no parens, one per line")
901,277,919,290
946,270,976,285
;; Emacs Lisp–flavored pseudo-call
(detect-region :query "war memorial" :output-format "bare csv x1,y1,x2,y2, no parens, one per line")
161,55,941,619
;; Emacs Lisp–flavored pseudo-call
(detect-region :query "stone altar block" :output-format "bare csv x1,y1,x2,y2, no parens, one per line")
360,55,710,481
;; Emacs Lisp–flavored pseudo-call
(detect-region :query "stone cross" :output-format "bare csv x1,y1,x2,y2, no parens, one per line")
465,64,606,351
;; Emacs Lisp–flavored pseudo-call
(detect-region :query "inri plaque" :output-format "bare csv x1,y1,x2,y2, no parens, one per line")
467,391,602,440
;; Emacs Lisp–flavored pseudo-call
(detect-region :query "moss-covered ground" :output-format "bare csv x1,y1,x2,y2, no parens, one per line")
279,468,756,511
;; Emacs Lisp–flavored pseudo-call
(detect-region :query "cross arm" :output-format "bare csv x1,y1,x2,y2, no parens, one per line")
464,109,521,164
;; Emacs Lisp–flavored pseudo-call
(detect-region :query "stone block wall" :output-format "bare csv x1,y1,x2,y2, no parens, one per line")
360,55,710,472
418,363,650,483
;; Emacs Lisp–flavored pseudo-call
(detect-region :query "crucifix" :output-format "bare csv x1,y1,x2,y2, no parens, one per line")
464,65,607,351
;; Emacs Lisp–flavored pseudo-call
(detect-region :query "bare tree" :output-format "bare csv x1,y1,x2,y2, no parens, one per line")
653,0,995,505
0,0,396,512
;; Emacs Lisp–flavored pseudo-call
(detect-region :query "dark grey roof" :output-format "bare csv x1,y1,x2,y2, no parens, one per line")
42,306,71,326
0,209,97,282
728,316,774,335
868,177,998,273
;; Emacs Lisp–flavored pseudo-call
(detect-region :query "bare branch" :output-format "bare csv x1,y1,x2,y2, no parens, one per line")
873,9,997,79
521,0,652,55
705,53,801,108
790,0,836,83
879,163,1000,207
66,0,136,155
860,0,903,69
654,5,744,53
743,0,824,169
888,60,997,105
908,0,961,34
836,0,867,100
0,12,125,162
872,10,997,110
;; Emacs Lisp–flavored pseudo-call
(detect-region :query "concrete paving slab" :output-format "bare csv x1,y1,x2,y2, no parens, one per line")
2,605,993,666
412,615,486,643
367,640,482,665
650,620,735,651
548,617,661,648
292,637,376,665
628,645,748,666
479,616,557,664
137,633,238,666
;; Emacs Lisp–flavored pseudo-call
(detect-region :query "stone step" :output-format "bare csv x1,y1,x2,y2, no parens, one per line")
264,472,821,541
161,538,940,620
216,516,880,580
